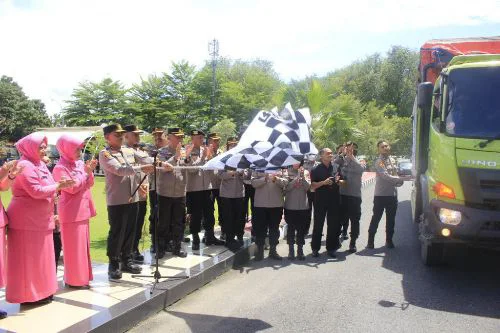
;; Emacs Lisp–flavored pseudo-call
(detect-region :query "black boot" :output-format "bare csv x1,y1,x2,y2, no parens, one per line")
133,250,144,263
205,233,225,246
269,246,282,260
349,239,357,253
255,245,264,261
108,258,122,280
173,243,187,258
367,233,375,249
192,233,200,251
297,245,305,260
121,258,142,274
288,244,295,260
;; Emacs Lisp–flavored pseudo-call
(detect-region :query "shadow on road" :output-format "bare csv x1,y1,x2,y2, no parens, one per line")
373,200,500,319
166,310,272,333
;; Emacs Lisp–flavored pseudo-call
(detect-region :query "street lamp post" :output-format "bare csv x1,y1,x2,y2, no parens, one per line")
208,39,219,120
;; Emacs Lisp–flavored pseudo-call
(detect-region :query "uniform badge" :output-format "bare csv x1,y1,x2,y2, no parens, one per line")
379,161,385,168
104,151,112,159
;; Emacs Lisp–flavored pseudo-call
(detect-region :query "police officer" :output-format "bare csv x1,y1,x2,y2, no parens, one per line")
156,128,189,258
123,124,149,263
207,133,223,239
310,148,342,258
185,130,224,250
218,137,246,250
148,128,167,253
339,142,366,253
367,140,408,249
284,161,311,260
251,169,288,261
99,124,155,280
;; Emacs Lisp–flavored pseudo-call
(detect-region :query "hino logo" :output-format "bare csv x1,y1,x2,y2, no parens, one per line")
462,160,498,167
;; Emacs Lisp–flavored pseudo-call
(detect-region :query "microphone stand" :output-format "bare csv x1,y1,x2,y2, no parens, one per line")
132,150,189,294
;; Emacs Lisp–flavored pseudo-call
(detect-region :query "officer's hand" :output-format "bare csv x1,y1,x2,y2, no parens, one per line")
163,162,174,172
141,164,155,174
323,178,333,186
185,144,193,158
84,159,98,174
175,143,182,159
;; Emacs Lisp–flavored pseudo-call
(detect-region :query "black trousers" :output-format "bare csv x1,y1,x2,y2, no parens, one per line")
107,203,139,261
368,196,398,239
148,190,158,244
211,189,223,233
187,190,215,236
158,195,186,250
220,197,244,240
311,197,341,252
284,209,308,246
253,207,282,247
133,200,147,252
340,195,362,240
53,229,62,270
243,184,255,236
306,191,314,234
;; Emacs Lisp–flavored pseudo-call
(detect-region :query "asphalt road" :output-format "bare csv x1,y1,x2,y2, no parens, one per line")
130,183,500,333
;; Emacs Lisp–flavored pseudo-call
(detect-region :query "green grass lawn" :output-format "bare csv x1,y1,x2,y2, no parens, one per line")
1,177,220,263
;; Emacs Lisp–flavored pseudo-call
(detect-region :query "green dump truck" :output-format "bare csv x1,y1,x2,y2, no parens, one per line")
412,37,500,265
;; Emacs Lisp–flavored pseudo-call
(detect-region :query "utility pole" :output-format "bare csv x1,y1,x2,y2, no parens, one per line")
208,39,219,119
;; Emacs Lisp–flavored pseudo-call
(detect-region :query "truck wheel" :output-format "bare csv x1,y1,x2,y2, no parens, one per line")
421,240,444,266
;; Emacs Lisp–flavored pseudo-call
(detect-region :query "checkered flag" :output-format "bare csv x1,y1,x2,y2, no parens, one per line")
204,103,317,170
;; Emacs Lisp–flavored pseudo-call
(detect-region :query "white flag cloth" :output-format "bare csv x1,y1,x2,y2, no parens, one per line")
204,103,318,170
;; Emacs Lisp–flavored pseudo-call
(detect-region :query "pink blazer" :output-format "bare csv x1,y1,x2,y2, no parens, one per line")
7,160,58,231
52,160,96,223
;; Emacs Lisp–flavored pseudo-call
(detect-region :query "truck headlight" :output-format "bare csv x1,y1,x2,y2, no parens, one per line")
438,208,462,225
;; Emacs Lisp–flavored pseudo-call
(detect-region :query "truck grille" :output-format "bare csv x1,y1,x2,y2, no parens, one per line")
458,168,500,211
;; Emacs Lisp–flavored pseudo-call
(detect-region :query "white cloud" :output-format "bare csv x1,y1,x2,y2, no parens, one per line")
0,0,499,115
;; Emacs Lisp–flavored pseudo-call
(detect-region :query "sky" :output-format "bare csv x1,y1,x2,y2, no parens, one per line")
1,0,500,115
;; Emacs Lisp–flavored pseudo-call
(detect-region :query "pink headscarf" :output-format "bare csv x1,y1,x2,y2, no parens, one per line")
56,134,84,165
15,133,48,165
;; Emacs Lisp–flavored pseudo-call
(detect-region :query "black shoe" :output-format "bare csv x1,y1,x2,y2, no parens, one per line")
65,283,90,289
108,259,122,280
312,250,319,257
269,247,282,260
155,250,165,259
205,236,225,246
0,310,7,319
226,239,242,251
288,245,295,260
192,234,200,250
349,240,357,253
327,250,337,258
255,246,264,261
166,241,174,252
297,246,305,260
183,236,191,243
133,251,144,263
386,239,395,249
121,260,142,274
220,233,226,241
342,233,349,240
173,247,187,258
21,296,53,306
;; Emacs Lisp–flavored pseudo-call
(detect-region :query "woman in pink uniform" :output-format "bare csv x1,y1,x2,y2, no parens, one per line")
0,160,23,317
6,133,75,305
53,134,97,288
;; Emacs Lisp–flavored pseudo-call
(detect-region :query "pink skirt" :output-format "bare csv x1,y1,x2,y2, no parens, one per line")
6,229,58,303
60,220,93,286
0,226,5,288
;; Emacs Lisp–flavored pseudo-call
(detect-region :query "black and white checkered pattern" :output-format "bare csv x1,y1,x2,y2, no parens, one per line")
204,103,318,170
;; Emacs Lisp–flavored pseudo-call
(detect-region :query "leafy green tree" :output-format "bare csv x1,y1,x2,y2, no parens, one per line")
64,78,129,126
0,76,51,141
209,118,237,149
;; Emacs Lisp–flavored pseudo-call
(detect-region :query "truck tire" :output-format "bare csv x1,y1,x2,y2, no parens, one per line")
421,240,444,266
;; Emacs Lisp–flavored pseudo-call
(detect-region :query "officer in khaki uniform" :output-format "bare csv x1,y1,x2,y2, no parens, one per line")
284,162,311,260
123,124,150,263
207,133,224,238
99,124,155,280
218,137,246,250
367,140,408,249
251,169,288,261
148,128,167,253
186,130,224,250
156,127,189,259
